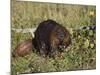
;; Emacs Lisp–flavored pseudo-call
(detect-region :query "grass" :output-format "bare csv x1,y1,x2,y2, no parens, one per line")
11,0,96,75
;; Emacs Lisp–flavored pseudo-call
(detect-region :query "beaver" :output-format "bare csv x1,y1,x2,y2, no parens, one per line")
13,19,71,57
34,19,71,57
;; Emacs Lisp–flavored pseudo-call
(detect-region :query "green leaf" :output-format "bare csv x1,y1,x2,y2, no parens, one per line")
89,30,94,36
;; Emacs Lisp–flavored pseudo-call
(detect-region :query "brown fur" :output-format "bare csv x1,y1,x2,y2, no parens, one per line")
34,19,71,57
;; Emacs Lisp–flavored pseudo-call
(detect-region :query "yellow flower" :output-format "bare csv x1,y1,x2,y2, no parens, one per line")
89,11,95,16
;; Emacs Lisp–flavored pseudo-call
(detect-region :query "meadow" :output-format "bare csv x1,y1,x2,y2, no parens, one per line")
11,0,96,75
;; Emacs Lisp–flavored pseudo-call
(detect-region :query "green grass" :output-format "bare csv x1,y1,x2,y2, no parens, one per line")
11,0,96,75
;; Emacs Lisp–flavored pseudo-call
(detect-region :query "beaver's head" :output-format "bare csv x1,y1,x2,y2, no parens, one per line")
57,28,71,52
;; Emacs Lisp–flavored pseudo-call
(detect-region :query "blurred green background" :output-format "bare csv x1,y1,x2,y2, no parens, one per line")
11,0,96,75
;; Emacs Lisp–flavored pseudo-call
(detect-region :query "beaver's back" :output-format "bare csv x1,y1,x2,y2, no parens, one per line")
35,20,60,41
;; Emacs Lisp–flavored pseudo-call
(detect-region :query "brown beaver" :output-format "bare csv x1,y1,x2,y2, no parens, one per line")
13,19,71,58
34,19,71,57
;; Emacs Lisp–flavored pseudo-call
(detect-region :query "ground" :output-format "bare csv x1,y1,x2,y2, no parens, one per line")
11,0,96,75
